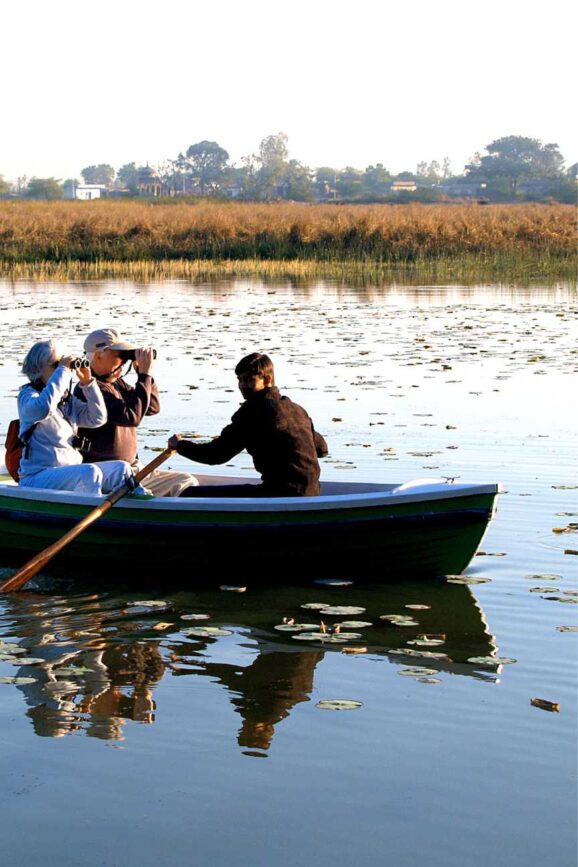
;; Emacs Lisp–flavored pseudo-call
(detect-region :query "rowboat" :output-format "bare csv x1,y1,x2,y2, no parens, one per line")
0,474,500,580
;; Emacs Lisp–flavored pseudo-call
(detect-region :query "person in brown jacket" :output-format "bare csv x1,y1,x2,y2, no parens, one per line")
169,353,328,497
76,328,196,497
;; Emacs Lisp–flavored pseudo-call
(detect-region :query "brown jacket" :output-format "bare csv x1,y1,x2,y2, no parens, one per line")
176,387,328,496
75,374,160,463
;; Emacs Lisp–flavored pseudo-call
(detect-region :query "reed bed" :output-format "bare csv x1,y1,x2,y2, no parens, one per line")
0,255,574,286
0,201,574,279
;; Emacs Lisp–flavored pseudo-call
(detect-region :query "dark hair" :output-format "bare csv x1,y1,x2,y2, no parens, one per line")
235,353,275,382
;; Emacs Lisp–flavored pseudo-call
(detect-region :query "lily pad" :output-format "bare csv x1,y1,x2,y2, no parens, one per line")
11,657,45,665
219,585,247,593
467,656,517,666
0,676,37,685
292,631,361,643
339,620,373,628
405,604,431,610
181,626,233,638
315,699,363,710
300,602,330,610
313,578,354,586
274,623,319,632
319,606,366,615
128,600,168,608
181,614,211,620
525,573,562,581
417,677,442,684
407,639,445,647
398,667,439,676
380,614,413,622
388,618,420,627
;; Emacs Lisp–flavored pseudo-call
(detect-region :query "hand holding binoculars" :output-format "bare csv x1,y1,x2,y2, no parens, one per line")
71,358,90,370
118,348,158,362
55,357,90,370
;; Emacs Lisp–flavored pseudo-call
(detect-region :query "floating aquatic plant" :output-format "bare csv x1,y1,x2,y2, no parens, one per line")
181,626,233,638
467,656,517,666
315,699,363,710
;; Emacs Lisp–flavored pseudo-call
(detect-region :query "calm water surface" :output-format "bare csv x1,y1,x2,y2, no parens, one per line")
0,278,576,867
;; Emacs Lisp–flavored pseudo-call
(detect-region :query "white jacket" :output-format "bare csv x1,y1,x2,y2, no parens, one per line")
18,365,107,477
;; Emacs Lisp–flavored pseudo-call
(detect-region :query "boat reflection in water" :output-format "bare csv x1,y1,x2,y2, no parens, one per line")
1,578,498,746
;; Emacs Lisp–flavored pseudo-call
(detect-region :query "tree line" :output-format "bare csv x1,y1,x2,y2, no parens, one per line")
2,134,576,203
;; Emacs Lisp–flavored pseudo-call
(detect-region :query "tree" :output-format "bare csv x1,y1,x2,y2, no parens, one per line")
256,133,289,199
238,154,259,200
283,160,314,201
335,167,363,199
116,163,139,193
465,136,565,196
363,163,391,197
154,159,183,196
81,164,115,187
182,141,229,196
25,177,63,199
416,161,446,183
0,175,10,195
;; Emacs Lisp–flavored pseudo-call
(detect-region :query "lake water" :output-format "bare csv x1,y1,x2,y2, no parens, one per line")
0,278,576,867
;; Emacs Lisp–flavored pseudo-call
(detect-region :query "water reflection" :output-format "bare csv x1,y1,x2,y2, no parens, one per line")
0,275,575,299
0,580,497,746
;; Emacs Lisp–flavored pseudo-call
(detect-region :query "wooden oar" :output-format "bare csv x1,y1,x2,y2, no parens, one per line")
0,448,175,593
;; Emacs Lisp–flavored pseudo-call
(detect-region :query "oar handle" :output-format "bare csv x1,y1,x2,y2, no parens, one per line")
0,448,175,592
133,448,177,487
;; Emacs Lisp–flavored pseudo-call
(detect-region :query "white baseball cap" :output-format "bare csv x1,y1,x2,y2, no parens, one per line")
84,328,136,354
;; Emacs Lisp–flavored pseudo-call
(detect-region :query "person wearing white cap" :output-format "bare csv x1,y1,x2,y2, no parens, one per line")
17,338,147,496
74,328,196,497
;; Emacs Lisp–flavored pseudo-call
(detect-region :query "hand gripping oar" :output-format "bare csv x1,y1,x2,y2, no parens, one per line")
0,448,175,593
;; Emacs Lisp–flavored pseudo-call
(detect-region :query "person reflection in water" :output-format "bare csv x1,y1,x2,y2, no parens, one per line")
172,647,324,751
234,651,324,751
21,640,165,740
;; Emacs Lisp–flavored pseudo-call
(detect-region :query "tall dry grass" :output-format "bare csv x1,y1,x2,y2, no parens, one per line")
0,201,574,272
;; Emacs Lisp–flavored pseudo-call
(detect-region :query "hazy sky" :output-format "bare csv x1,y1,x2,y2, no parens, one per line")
2,0,576,182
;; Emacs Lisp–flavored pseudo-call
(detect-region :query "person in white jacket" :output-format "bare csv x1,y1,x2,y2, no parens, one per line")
18,339,146,496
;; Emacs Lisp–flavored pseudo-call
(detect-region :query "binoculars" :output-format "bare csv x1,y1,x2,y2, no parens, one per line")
71,358,90,370
118,348,158,362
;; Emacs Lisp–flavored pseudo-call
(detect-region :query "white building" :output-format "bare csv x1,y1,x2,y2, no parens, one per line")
64,183,106,200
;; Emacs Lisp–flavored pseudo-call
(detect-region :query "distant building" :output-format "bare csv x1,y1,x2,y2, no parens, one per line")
391,180,417,193
137,166,162,197
440,182,487,198
63,182,106,200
